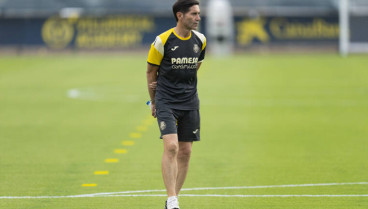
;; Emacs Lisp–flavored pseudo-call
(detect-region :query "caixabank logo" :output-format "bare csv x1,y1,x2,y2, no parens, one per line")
236,17,339,46
237,17,270,46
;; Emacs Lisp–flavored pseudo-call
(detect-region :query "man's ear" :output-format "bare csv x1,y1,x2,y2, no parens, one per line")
177,12,184,20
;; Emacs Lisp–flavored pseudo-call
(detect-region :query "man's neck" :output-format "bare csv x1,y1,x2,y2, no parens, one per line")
174,26,191,39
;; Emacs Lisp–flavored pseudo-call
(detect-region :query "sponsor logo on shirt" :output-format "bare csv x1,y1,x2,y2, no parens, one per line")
171,57,199,70
171,57,198,64
171,46,179,51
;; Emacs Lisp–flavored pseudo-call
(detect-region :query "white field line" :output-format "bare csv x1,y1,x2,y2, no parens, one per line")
67,88,368,107
90,182,368,197
101,194,368,198
1,182,368,200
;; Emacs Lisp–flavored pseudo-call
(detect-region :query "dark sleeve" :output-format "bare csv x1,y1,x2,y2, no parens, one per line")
198,46,206,62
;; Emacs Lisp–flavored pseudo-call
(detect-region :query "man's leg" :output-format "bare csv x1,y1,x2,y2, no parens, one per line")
175,141,193,195
162,134,179,197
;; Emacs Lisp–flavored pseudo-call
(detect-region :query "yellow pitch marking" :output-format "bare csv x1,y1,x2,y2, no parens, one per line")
129,132,142,138
114,149,128,154
122,141,135,146
94,171,109,175
105,158,119,163
143,118,155,126
136,126,148,132
82,184,97,187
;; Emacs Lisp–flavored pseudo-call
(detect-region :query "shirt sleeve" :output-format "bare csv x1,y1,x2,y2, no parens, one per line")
198,38,206,62
192,30,207,63
147,36,164,66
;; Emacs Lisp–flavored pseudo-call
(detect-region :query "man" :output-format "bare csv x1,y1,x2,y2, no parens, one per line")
146,0,206,208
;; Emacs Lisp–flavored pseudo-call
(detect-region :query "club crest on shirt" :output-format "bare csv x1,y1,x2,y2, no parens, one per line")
193,44,200,53
160,121,166,131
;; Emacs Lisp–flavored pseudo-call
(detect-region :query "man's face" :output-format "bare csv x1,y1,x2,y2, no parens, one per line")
181,5,201,30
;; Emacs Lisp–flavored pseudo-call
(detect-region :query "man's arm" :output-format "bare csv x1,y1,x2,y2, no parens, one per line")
146,63,159,117
197,62,202,71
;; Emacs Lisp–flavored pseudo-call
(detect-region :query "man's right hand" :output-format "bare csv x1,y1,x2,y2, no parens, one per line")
149,82,157,90
151,103,156,118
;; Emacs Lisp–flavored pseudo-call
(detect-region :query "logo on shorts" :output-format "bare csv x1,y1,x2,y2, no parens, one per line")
193,44,200,53
160,121,166,131
193,129,199,134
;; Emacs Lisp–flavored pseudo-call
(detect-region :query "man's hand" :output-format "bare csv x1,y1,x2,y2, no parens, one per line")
149,82,157,90
149,82,157,118
151,103,156,118
147,64,158,118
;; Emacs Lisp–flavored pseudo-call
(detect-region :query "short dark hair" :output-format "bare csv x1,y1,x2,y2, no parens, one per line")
172,0,200,22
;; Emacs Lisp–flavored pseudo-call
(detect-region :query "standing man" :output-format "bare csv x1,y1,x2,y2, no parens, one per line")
146,0,206,208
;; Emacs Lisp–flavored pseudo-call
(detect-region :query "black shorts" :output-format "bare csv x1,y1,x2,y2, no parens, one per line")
156,107,200,142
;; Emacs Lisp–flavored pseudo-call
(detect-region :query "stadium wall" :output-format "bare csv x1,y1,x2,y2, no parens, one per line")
0,15,342,51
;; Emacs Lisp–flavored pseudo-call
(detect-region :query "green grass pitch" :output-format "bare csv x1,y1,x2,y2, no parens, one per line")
0,53,368,209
